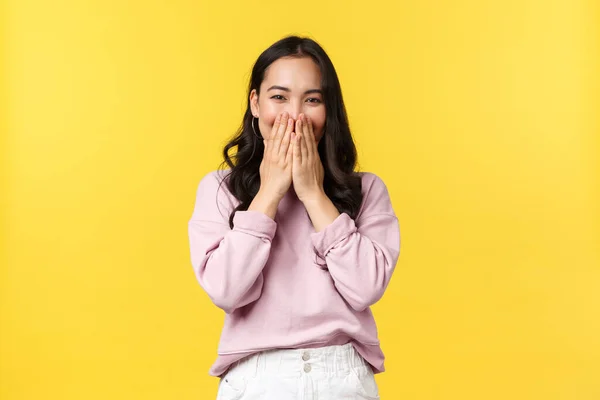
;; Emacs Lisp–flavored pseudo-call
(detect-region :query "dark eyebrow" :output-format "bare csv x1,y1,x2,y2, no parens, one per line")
267,85,323,95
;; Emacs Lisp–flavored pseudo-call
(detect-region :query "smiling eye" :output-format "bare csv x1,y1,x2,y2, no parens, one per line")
271,95,285,100
307,98,322,103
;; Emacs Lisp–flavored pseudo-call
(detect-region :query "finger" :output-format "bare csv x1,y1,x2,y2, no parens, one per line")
263,133,271,157
293,132,302,165
273,112,291,154
272,112,287,153
299,116,312,160
279,124,292,159
269,112,282,142
304,115,317,156
278,112,291,138
286,132,296,164
298,119,310,162
299,129,308,163
295,118,302,155
264,113,279,157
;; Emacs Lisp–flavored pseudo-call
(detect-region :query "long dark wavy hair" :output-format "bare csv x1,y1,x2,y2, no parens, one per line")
217,35,363,229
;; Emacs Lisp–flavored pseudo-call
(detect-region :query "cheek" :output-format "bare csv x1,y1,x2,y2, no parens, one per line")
257,111,280,140
307,112,326,140
262,112,279,127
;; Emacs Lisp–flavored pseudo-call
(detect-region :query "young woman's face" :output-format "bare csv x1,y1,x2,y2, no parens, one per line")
250,56,326,142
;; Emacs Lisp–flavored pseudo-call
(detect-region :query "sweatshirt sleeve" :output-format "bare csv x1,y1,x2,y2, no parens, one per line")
187,171,277,314
309,173,400,312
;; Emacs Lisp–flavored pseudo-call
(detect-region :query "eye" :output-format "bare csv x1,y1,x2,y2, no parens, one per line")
271,95,285,100
307,98,322,103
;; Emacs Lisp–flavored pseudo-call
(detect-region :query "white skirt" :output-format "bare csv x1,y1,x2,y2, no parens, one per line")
216,342,380,400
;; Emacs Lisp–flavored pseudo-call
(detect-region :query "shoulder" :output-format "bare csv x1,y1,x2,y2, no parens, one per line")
357,171,389,195
355,171,395,219
195,169,237,206
189,169,237,222
197,169,231,191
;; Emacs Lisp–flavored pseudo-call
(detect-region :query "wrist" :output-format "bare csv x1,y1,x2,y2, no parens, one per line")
249,188,282,220
299,189,327,206
257,186,285,204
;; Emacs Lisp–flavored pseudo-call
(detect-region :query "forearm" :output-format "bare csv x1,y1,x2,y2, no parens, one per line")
189,208,278,313
197,230,271,313
248,188,283,220
302,190,340,232
321,224,398,311
308,211,400,312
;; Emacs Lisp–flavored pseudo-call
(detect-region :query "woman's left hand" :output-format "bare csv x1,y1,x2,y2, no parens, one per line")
292,114,325,203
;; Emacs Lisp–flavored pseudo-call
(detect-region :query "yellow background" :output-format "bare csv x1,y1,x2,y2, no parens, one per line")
1,0,599,398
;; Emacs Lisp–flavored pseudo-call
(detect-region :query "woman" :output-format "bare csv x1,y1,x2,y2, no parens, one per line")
188,35,401,400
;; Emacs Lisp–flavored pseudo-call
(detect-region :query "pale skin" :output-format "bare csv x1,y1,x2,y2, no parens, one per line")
247,56,340,232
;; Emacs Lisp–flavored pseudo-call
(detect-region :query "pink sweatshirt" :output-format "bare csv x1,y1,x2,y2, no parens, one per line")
187,169,401,377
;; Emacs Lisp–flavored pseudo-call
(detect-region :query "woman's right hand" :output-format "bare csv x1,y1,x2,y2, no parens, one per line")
258,111,295,200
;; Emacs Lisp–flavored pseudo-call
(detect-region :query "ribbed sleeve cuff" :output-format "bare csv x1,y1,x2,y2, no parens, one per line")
232,210,277,240
310,212,357,257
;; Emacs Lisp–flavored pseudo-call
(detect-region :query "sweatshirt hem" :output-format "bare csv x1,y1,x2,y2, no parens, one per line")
217,336,380,356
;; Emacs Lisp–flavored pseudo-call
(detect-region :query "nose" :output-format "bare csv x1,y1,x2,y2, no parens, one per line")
284,101,303,121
